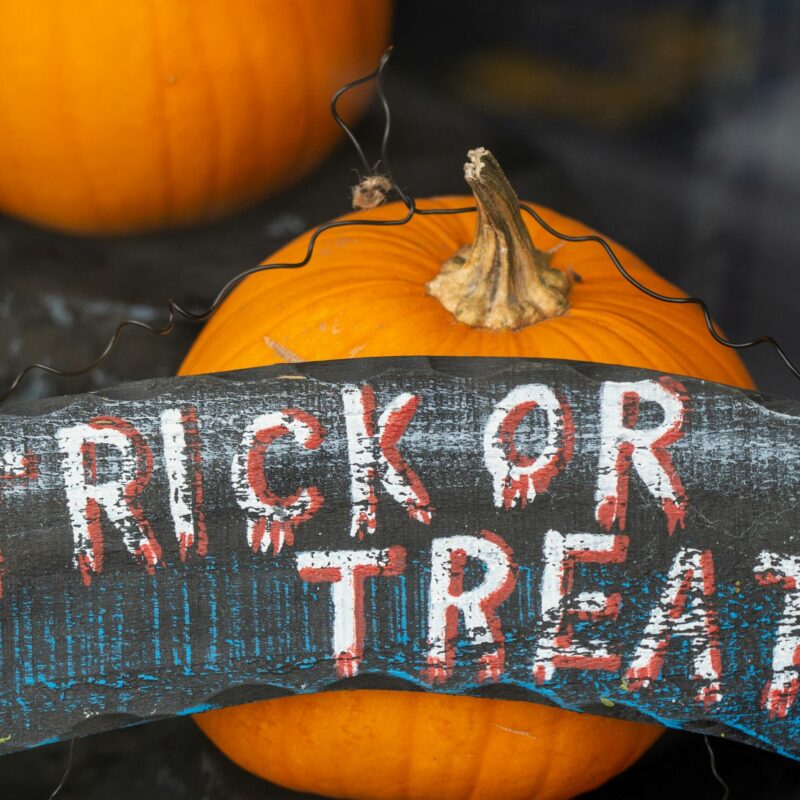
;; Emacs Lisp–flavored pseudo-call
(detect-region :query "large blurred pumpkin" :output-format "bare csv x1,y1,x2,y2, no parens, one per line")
181,149,752,799
0,0,391,234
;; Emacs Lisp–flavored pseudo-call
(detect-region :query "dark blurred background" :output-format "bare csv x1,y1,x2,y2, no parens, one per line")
2,1,800,797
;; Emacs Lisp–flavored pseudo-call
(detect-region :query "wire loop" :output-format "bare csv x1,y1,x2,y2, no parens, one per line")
2,46,797,406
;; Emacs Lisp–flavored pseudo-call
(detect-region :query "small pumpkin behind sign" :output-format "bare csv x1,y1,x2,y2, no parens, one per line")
181,150,752,798
0,0,391,234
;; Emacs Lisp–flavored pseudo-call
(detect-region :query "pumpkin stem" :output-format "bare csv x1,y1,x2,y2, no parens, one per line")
427,148,571,329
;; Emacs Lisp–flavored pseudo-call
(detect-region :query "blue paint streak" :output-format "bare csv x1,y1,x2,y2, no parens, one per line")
182,579,192,675
170,573,180,669
398,575,408,645
229,551,242,663
96,582,106,675
207,560,219,669
151,576,161,668
22,588,35,687
177,703,215,715
42,593,57,684
112,585,123,674
282,576,292,660
301,581,311,653
11,592,21,696
252,562,262,658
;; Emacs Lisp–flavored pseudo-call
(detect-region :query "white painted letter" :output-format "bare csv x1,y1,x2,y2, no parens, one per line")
596,378,688,534
297,546,406,677
533,530,628,684
626,547,722,707
160,406,207,560
232,408,325,555
342,385,431,538
424,532,516,684
754,550,800,719
1,450,37,483
57,417,161,585
484,385,574,510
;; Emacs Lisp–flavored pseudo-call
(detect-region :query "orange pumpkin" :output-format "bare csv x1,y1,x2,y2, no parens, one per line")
0,0,391,235
181,149,753,799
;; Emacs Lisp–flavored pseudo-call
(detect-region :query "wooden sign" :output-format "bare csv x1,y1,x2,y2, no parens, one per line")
0,356,798,760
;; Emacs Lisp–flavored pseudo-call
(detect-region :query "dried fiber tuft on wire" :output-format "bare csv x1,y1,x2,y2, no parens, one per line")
351,174,393,210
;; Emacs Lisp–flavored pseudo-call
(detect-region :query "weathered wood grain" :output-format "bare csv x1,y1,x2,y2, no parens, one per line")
0,356,798,759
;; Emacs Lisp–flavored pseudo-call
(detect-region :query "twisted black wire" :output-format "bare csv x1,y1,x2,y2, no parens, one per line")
2,46,798,407
48,738,75,800
704,735,730,800
516,202,800,381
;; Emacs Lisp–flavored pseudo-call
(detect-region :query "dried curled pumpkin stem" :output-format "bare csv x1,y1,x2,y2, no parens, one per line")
427,147,571,329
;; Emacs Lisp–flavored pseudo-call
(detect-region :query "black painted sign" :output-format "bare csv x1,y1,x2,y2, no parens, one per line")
0,356,798,759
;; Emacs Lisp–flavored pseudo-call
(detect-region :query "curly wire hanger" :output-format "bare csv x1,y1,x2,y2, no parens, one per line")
2,47,799,407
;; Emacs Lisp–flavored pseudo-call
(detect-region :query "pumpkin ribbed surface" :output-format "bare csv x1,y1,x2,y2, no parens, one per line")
0,0,391,234
181,197,752,389
196,690,662,800
182,194,752,799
